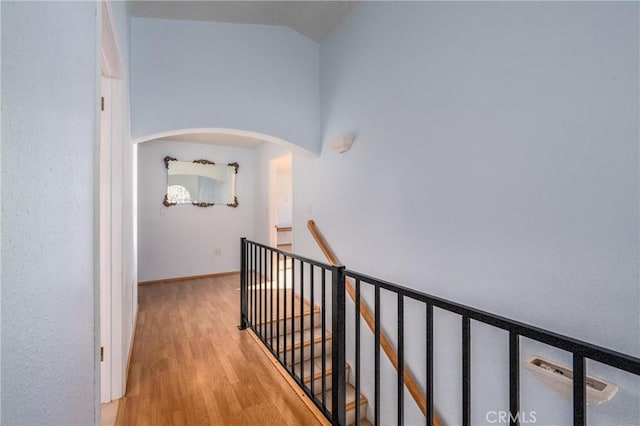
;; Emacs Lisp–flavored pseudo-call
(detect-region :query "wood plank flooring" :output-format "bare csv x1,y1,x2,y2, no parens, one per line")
117,273,323,426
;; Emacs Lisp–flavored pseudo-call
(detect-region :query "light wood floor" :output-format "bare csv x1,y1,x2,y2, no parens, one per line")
117,273,323,426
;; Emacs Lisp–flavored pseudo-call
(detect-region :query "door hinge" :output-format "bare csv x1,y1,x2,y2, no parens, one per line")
101,96,104,111
100,346,104,362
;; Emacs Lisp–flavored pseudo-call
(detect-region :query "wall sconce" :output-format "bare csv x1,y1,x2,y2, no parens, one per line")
328,135,355,154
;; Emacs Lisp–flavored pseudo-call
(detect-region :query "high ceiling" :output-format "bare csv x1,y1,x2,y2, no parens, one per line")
130,1,356,42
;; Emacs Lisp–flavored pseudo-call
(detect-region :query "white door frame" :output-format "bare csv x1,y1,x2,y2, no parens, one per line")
100,0,125,404
99,76,112,403
268,153,293,249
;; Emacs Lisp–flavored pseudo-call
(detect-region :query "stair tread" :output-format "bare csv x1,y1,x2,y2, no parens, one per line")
314,353,340,371
317,383,368,410
251,289,321,324
275,326,331,352
317,382,370,426
291,354,350,384
259,305,321,325
292,357,332,382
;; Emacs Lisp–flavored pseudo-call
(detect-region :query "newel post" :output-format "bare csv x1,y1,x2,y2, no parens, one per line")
238,237,248,330
331,264,347,426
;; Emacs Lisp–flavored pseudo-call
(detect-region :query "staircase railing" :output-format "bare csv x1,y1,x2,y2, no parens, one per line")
307,220,443,426
238,238,347,425
239,235,640,426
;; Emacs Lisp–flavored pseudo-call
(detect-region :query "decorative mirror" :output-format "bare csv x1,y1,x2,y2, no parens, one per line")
163,156,239,207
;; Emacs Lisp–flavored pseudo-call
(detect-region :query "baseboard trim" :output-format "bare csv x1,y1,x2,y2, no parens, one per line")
137,271,240,286
247,329,330,426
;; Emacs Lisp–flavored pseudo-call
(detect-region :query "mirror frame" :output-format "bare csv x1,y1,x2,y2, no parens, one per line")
162,156,239,208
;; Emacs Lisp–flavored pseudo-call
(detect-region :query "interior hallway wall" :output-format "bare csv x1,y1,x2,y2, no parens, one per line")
1,2,99,424
137,140,256,282
131,17,320,154
293,2,639,425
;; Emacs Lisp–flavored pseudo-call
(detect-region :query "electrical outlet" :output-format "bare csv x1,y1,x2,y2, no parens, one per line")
214,249,222,256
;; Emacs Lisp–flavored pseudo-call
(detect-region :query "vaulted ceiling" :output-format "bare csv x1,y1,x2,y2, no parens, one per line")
130,1,356,42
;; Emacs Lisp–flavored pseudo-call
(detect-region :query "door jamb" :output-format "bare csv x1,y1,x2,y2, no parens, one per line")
100,0,124,404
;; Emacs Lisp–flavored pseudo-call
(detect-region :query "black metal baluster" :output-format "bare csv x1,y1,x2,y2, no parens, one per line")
355,278,361,426
252,244,256,329
276,252,281,358
262,247,267,339
263,247,268,339
300,259,305,382
321,267,327,408
331,265,346,426
253,246,260,337
239,238,247,330
254,244,258,333
291,259,296,370
254,243,257,329
310,264,316,396
260,247,267,342
573,353,586,426
283,255,288,366
270,250,274,349
262,246,267,339
398,294,404,426
509,332,520,426
462,316,471,426
258,246,263,338
426,303,434,426
375,285,381,426
248,243,252,327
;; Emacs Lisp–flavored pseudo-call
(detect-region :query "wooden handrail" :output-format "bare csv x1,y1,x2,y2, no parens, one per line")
307,220,442,426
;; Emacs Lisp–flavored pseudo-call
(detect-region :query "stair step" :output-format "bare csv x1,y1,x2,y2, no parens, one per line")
275,326,332,364
290,354,350,393
250,288,317,318
251,289,322,337
317,383,368,426
260,309,322,338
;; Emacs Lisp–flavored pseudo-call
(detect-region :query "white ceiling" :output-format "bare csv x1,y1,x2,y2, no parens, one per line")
130,1,356,42
156,132,266,148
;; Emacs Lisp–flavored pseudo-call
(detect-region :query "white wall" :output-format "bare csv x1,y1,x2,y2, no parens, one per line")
138,140,255,282
131,18,320,154
294,2,639,425
1,2,98,424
